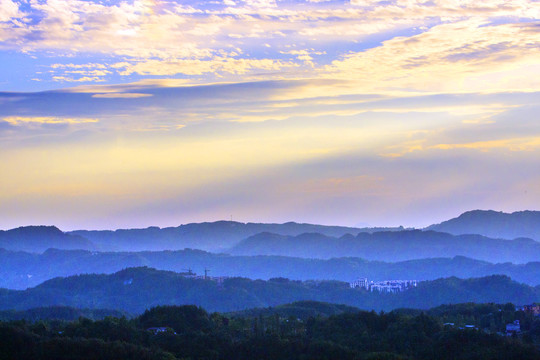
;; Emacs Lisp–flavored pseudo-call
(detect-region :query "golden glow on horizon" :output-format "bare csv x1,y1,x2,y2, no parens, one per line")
432,137,540,152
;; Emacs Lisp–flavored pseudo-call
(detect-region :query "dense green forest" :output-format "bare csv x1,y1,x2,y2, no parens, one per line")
2,301,540,360
1,267,538,314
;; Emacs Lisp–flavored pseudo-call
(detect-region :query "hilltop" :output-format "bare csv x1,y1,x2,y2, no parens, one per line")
427,210,540,240
0,226,95,253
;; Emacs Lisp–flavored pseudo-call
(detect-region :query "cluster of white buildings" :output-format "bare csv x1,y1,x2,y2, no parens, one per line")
350,277,418,293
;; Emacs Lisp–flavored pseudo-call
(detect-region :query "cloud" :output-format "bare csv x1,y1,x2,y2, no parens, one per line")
0,0,535,90
51,63,108,69
325,19,540,92
0,78,539,228
92,93,153,99
0,0,21,22
113,57,298,76
0,120,15,132
2,116,98,125
63,79,195,93
1,0,540,229
431,137,540,152
52,76,105,83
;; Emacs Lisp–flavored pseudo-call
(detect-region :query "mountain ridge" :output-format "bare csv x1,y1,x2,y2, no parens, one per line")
69,221,402,252
427,209,540,240
229,229,540,262
0,226,95,253
3,209,539,254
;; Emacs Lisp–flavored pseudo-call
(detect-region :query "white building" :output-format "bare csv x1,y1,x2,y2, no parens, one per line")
350,277,369,289
350,278,418,293
370,280,418,293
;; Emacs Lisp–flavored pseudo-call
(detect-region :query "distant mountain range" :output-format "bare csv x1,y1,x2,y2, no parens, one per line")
69,221,401,252
229,230,540,262
4,247,540,290
427,210,540,240
0,267,537,314
0,210,538,266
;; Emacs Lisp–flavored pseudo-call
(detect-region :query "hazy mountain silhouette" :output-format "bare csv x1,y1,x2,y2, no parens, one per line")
0,267,537,313
230,229,540,262
427,210,540,240
0,226,95,253
70,221,401,252
3,210,538,254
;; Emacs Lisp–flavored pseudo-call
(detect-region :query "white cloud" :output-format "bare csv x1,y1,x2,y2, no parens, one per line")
114,57,298,76
0,0,538,90
53,76,105,82
325,19,540,93
3,116,98,124
0,0,20,22
51,63,108,69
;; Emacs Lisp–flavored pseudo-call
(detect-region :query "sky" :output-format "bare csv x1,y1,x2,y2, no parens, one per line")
0,0,539,230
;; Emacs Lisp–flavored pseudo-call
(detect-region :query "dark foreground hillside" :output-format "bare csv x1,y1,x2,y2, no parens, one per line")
1,303,540,360
0,267,538,314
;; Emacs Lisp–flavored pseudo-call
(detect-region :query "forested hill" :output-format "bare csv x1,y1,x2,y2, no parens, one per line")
0,267,538,314
230,229,540,262
70,221,400,252
4,248,540,290
427,210,540,240
227,300,360,319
